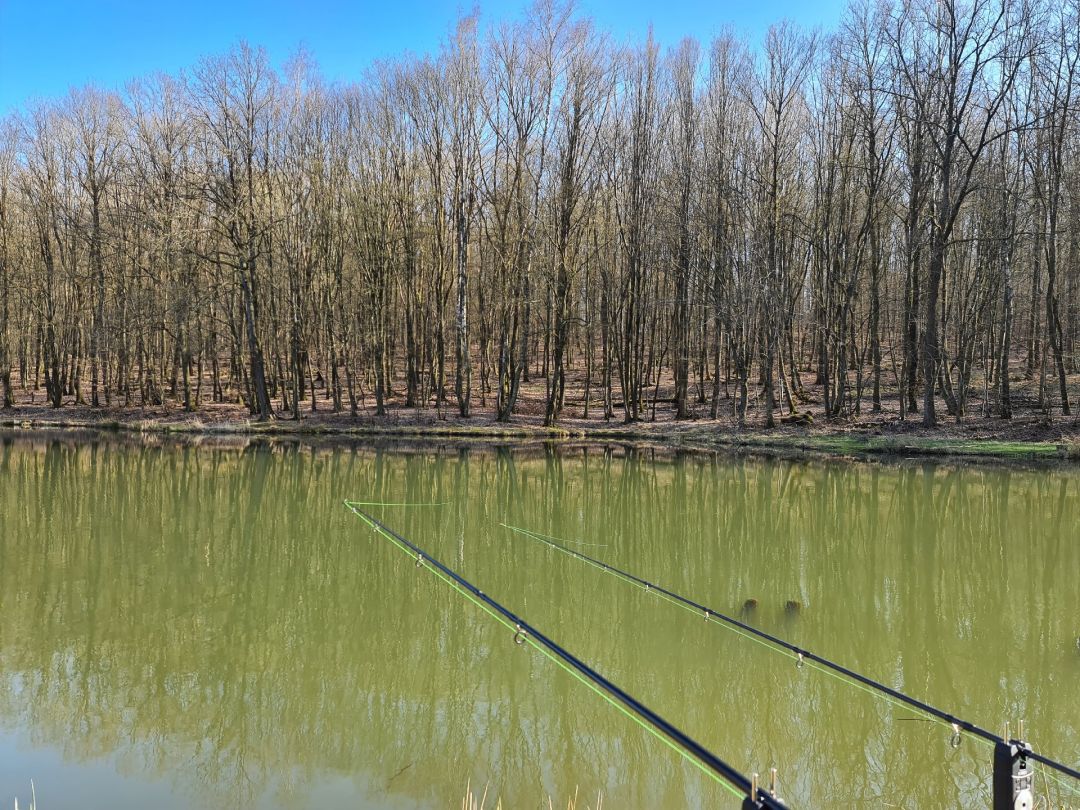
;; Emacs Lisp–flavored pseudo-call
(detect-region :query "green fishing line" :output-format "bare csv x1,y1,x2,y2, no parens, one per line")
346,503,746,801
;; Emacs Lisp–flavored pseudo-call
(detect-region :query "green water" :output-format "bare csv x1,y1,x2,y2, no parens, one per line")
0,432,1078,809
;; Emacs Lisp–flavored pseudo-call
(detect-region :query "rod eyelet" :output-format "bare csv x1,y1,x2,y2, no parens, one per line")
950,723,962,749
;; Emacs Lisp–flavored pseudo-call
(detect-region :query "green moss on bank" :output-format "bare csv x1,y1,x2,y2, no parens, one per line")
677,431,1065,461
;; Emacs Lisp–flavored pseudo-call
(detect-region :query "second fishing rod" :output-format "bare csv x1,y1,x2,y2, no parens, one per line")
499,521,1080,797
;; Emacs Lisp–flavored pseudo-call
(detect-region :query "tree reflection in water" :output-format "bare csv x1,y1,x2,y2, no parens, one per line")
0,433,1077,808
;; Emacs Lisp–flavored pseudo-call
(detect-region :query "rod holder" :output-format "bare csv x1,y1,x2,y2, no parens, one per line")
993,737,1034,810
741,770,789,809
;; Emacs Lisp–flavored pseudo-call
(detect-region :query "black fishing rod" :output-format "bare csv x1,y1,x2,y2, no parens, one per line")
500,523,1080,800
347,503,789,809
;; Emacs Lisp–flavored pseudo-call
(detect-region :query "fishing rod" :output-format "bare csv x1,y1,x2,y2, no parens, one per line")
346,503,790,809
500,522,1080,805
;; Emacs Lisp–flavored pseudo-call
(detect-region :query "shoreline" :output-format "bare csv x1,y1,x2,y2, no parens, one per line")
3,406,1077,464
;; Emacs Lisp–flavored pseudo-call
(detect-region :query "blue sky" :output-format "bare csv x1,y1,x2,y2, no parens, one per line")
0,0,847,114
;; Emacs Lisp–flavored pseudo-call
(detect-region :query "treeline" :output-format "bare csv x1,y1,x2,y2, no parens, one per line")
0,0,1077,426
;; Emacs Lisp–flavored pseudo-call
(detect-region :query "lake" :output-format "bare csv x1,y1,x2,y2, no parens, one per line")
1,432,1078,808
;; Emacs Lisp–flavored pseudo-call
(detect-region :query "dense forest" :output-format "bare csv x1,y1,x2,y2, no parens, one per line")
0,0,1077,427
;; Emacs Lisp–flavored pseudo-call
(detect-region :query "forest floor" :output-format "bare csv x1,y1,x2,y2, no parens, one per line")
3,367,1080,463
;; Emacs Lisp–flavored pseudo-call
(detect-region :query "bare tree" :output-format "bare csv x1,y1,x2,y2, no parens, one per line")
748,23,816,427
890,0,1037,425
190,43,277,420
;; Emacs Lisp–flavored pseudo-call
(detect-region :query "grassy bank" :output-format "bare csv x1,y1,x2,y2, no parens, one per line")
2,406,1077,463
670,429,1074,461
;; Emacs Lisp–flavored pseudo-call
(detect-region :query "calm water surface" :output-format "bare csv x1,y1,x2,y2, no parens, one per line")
0,432,1078,808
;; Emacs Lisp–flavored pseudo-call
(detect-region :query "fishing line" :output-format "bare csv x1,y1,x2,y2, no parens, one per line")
1034,760,1080,798
346,503,788,808
500,522,1080,792
344,499,450,507
515,526,610,548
